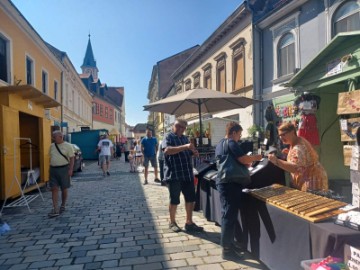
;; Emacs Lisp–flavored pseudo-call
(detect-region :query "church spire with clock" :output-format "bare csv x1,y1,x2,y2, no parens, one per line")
81,34,99,80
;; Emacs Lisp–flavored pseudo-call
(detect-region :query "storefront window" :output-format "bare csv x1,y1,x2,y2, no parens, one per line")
278,33,295,77
333,1,360,36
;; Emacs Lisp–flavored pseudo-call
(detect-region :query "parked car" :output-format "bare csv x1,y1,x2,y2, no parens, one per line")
72,144,84,172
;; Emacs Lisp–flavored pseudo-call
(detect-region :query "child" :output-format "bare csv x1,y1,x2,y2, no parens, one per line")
129,144,136,173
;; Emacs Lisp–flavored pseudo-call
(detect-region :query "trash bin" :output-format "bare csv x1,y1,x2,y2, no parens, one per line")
201,170,218,220
193,160,217,211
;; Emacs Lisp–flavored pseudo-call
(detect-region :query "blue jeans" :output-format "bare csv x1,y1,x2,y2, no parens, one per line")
217,182,245,248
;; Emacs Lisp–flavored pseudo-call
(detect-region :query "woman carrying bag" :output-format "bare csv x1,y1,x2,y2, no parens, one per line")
215,122,262,261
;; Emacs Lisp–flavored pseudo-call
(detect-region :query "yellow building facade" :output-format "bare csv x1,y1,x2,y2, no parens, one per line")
0,1,61,200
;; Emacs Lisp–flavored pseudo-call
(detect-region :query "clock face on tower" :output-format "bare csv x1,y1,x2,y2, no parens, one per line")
85,68,92,75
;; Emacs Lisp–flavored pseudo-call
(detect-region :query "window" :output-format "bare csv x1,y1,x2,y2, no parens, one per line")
215,53,226,93
105,107,108,118
96,103,100,114
230,39,245,91
26,56,34,85
193,72,200,88
203,64,212,89
333,1,360,36
42,70,48,93
185,79,191,91
92,103,96,114
277,33,295,77
109,109,113,120
54,81,58,100
100,104,103,116
0,35,10,83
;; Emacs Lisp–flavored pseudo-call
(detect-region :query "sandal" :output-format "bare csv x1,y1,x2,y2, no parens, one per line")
59,206,65,214
48,209,60,218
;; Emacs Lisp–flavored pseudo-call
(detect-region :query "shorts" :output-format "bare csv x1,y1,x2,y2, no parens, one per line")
168,180,196,205
49,165,71,190
143,156,157,168
99,155,110,166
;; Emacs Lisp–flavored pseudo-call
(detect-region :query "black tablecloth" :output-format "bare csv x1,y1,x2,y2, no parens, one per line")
310,222,360,259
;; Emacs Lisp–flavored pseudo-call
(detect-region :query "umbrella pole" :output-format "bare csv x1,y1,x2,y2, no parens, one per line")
198,100,203,146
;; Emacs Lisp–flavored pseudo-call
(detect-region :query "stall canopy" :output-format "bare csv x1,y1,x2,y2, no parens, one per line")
0,85,61,108
286,31,360,91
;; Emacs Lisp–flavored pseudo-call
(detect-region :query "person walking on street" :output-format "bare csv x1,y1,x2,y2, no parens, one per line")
124,140,130,162
158,139,166,186
97,133,114,177
141,128,160,185
134,140,143,171
163,119,204,233
48,130,75,218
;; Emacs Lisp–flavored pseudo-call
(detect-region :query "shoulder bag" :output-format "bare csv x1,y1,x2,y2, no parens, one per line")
55,143,69,164
216,139,251,186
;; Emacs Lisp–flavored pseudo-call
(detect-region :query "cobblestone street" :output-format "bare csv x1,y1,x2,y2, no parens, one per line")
0,158,268,270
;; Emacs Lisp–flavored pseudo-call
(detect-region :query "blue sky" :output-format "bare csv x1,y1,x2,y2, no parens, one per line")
12,0,243,126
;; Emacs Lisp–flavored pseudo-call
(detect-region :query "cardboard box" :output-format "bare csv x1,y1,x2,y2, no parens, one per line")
353,196,360,208
351,170,360,183
353,146,360,158
344,244,360,269
353,183,360,196
350,157,360,171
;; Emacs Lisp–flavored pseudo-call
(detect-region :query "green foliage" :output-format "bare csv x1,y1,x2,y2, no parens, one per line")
247,124,263,137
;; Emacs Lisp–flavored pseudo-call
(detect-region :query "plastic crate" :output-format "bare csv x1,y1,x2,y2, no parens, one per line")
300,258,325,270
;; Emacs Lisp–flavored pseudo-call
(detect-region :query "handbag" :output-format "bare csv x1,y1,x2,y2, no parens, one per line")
216,139,251,186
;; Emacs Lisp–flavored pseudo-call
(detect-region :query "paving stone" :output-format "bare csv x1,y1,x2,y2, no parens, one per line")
73,257,93,264
28,260,55,268
101,260,118,268
84,262,102,270
162,259,187,268
133,262,163,270
54,259,73,266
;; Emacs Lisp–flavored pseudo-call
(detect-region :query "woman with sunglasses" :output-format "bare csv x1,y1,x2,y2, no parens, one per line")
268,122,328,192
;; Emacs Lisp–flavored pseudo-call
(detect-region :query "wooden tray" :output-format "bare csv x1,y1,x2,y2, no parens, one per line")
249,184,347,223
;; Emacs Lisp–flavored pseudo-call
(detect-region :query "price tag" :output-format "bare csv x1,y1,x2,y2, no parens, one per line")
340,119,348,131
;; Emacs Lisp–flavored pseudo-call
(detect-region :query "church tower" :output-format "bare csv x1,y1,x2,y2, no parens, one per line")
81,34,99,80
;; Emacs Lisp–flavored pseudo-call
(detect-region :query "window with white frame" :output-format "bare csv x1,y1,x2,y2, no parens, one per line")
0,34,10,83
277,32,295,77
42,70,48,93
26,56,34,85
270,12,300,81
332,1,360,36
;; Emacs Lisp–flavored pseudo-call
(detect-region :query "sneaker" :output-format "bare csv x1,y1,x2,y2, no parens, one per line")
222,247,244,261
154,178,161,183
59,206,66,214
143,180,148,185
161,181,167,186
106,171,110,176
169,222,182,233
48,209,60,218
184,222,204,232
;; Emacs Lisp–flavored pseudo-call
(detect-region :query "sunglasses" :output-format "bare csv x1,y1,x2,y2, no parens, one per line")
278,131,289,137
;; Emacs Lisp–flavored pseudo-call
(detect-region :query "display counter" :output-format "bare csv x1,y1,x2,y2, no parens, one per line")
198,159,360,270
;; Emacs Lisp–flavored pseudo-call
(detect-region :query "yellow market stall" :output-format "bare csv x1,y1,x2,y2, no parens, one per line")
0,85,60,201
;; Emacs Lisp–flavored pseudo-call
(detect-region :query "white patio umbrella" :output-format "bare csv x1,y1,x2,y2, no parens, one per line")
143,88,260,145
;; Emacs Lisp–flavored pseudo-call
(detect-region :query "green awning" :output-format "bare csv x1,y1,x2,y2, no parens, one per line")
286,31,360,91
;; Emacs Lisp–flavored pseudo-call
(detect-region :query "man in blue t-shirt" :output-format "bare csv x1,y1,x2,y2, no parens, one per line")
141,128,160,185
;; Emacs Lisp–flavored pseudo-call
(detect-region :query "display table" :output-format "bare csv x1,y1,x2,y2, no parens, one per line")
202,185,360,270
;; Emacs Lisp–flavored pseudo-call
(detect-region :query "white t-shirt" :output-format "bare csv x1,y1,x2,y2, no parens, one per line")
97,139,113,156
135,145,143,157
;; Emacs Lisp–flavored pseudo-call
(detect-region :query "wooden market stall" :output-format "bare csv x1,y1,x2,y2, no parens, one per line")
286,31,360,202
0,85,60,201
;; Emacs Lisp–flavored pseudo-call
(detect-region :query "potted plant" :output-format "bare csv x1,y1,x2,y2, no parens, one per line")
248,124,263,138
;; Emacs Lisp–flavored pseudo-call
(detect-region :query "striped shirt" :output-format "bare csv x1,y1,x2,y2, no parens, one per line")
163,132,194,182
